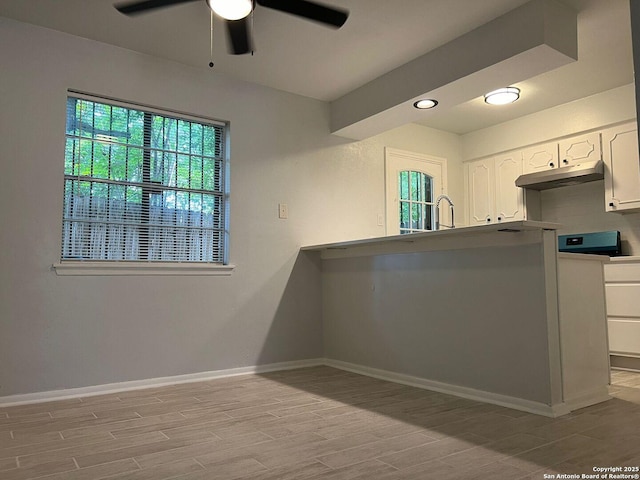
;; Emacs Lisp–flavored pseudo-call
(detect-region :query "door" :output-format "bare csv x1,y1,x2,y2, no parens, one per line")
385,148,446,235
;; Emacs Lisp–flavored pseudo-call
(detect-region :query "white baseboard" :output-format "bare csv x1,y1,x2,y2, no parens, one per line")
1,358,598,418
0,358,324,408
324,359,571,418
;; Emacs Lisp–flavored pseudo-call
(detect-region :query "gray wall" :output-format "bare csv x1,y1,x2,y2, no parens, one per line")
322,244,553,404
0,17,464,397
0,18,328,396
12,6,633,397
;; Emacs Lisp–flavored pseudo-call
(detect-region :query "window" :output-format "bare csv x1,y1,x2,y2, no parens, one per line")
398,170,434,234
385,148,447,235
60,94,228,267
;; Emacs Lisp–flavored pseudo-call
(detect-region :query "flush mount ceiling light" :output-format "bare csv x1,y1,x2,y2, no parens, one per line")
413,99,438,110
484,87,520,105
206,0,253,20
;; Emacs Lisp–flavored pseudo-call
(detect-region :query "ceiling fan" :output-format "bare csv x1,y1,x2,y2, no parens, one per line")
114,0,349,55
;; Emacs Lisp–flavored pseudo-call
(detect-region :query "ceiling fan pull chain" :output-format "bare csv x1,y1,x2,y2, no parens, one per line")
209,9,214,67
251,7,254,55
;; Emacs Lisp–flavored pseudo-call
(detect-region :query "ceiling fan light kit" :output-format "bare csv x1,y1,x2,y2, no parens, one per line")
206,0,252,20
115,0,349,55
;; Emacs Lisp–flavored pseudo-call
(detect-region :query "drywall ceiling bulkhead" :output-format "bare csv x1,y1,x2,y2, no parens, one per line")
330,0,577,140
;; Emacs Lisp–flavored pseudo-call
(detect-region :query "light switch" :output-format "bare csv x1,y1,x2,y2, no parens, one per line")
278,203,288,219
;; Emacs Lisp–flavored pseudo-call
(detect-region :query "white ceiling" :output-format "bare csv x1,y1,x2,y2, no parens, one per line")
0,0,633,134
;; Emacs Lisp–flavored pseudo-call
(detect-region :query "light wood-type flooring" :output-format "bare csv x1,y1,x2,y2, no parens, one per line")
1,366,640,480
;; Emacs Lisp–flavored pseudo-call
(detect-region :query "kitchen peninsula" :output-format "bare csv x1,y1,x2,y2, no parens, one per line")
303,221,610,417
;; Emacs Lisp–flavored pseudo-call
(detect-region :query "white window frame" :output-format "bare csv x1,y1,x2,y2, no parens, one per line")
53,91,234,276
385,148,448,236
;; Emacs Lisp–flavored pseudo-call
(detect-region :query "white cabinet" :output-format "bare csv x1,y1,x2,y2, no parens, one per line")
494,152,526,223
467,157,493,226
522,142,559,173
522,133,602,173
602,122,640,213
466,152,525,226
559,131,602,167
604,260,640,358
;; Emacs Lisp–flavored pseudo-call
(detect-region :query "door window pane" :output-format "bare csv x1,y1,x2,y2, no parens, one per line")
398,170,434,233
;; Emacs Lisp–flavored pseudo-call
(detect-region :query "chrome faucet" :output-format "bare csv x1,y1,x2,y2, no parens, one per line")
435,194,455,230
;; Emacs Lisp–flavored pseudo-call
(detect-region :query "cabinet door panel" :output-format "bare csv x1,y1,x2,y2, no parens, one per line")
602,122,640,212
494,153,524,222
606,260,640,356
522,142,558,173
605,284,640,317
467,159,494,226
605,263,640,282
559,132,601,167
608,319,640,356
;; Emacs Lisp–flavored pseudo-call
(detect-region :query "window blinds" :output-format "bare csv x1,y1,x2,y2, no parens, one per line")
62,94,227,263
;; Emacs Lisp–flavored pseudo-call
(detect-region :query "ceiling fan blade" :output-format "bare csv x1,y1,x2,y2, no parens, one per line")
256,0,348,28
115,0,199,16
225,18,253,55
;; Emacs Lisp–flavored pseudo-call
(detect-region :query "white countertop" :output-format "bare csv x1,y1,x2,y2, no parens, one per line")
558,252,610,262
302,220,560,251
302,220,561,259
608,256,640,263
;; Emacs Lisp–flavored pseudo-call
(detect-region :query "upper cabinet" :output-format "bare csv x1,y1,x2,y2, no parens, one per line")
466,152,526,226
558,132,602,167
522,132,602,173
494,152,525,223
522,142,559,173
465,122,639,224
602,122,640,213
466,157,494,226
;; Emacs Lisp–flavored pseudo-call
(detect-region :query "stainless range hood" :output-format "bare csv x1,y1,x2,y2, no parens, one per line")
515,160,604,190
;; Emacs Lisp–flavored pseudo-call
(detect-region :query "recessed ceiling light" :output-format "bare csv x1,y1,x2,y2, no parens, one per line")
484,87,520,105
413,99,438,109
